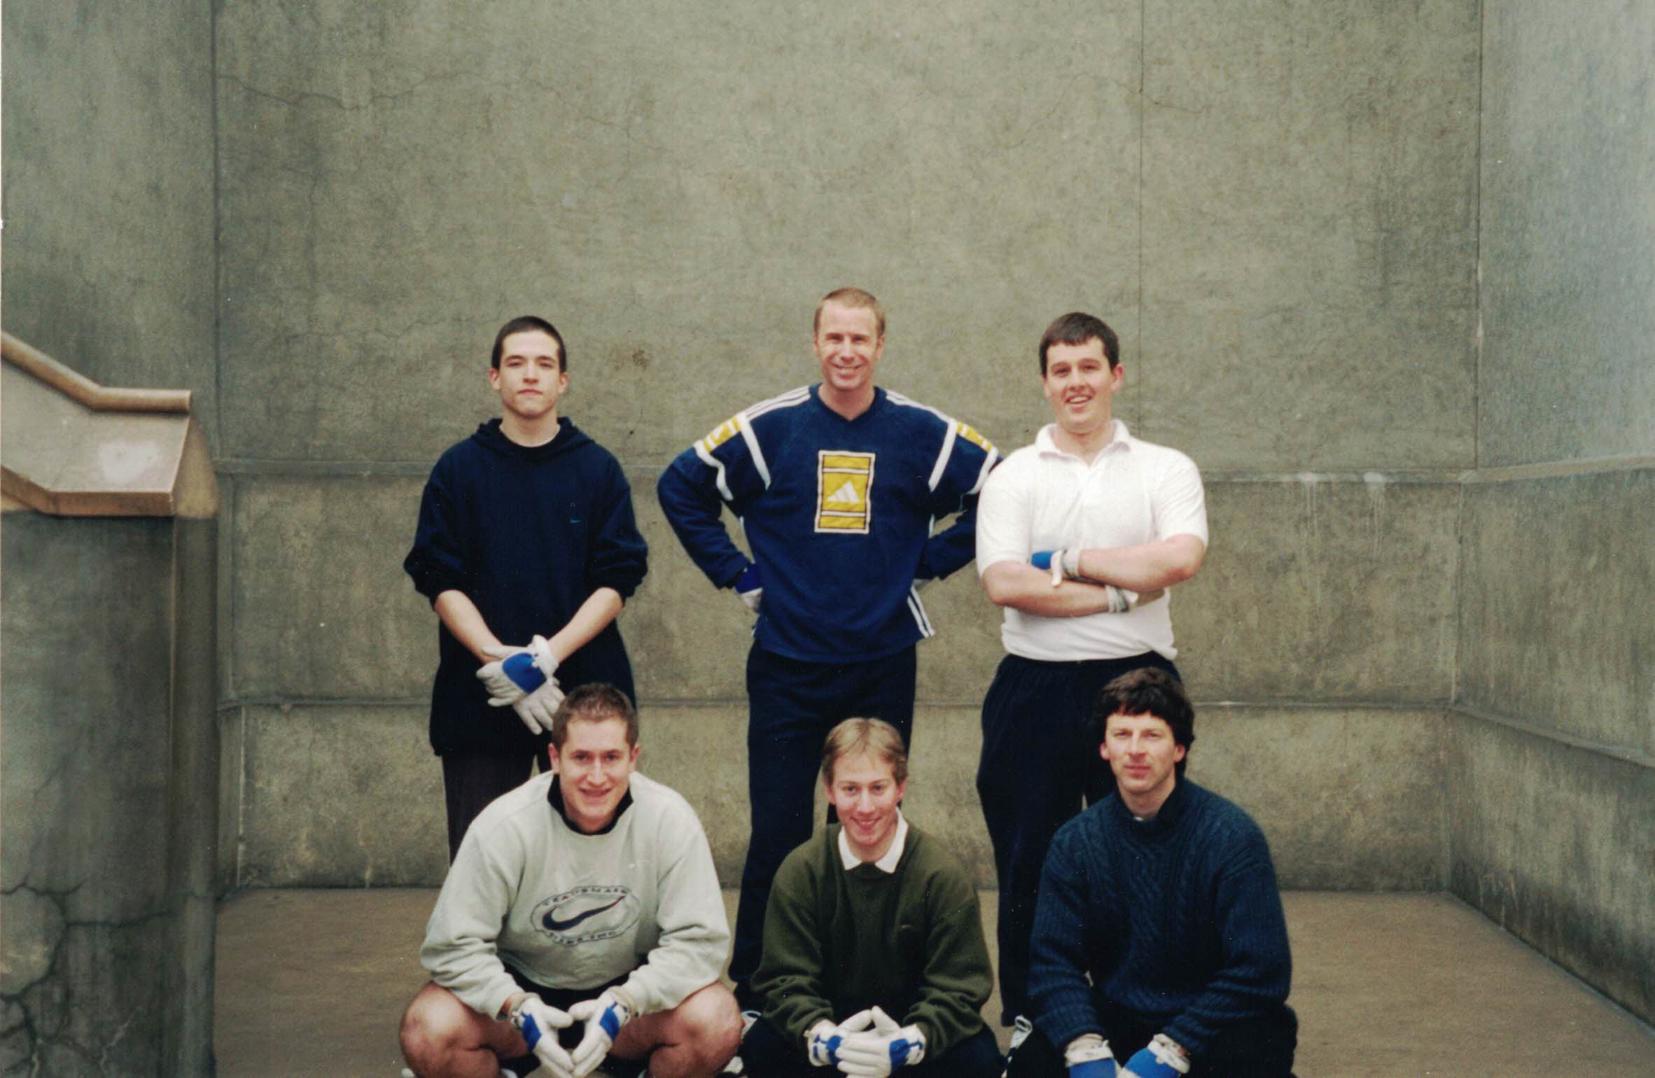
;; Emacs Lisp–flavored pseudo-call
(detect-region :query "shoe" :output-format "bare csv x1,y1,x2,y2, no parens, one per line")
1007,1015,1034,1052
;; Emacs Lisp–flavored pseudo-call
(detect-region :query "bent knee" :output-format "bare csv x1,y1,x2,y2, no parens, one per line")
400,982,484,1069
671,983,744,1058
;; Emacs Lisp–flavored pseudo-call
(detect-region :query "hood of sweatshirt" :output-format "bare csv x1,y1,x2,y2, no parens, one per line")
469,416,593,462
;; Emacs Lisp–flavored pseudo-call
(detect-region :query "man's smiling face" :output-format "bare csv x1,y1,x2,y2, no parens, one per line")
548,716,639,833
1042,336,1122,437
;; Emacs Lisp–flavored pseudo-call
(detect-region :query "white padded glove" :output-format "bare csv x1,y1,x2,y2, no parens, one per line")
835,1006,926,1075
1030,549,1143,611
806,1010,873,1068
1120,1034,1189,1078
566,988,635,1077
478,635,563,734
733,563,763,614
510,995,576,1078
1064,1032,1118,1076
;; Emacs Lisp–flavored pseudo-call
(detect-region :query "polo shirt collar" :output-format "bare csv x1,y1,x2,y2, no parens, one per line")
1035,419,1133,460
837,810,909,873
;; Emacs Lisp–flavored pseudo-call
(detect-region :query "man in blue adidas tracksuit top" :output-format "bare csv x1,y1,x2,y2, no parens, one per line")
656,287,999,1004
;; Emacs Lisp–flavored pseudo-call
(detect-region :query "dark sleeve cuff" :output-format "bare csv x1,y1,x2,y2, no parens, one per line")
405,557,469,604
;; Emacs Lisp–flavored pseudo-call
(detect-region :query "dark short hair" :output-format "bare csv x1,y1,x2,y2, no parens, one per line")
550,683,638,748
820,717,908,786
1095,667,1195,776
814,287,886,338
1038,311,1119,375
491,315,567,371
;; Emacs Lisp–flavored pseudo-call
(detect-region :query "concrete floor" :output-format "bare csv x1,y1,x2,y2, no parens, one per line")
215,890,1654,1076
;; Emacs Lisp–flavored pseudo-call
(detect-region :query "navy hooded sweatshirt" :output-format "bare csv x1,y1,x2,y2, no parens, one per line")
404,418,648,756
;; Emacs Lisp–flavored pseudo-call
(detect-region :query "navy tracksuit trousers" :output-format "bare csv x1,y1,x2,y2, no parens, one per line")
729,643,917,995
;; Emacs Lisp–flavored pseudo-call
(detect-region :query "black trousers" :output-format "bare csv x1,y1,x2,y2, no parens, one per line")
976,651,1179,1022
1003,1008,1296,1078
441,749,546,861
743,1015,1003,1078
729,644,917,996
498,968,642,1077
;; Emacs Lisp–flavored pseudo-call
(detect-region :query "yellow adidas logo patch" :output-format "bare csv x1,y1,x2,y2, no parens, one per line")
816,451,875,533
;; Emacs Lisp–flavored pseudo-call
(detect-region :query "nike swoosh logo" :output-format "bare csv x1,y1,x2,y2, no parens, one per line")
543,896,625,931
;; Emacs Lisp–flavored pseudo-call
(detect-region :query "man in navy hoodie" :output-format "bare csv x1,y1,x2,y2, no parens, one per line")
1008,668,1297,1078
405,316,649,860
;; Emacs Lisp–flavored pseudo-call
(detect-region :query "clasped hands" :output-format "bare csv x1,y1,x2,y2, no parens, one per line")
1030,548,1158,611
807,1005,926,1075
476,634,564,733
1065,1032,1189,1078
510,988,634,1078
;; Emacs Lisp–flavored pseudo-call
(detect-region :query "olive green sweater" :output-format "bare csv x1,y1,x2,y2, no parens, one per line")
752,823,992,1055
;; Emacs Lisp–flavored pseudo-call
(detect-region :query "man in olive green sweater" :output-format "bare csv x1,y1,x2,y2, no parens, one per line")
742,718,1002,1077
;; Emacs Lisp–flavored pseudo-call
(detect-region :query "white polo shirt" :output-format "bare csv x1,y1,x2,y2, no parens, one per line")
975,421,1208,662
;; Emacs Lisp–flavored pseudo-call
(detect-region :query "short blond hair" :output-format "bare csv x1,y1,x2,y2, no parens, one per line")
820,717,908,786
814,286,886,338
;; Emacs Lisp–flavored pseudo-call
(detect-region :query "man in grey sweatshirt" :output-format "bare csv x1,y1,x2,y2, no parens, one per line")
399,684,742,1078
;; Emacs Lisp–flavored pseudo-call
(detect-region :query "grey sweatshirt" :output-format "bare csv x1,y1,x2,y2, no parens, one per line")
421,772,729,1018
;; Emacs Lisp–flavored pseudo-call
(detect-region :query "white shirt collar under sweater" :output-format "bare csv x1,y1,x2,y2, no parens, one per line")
838,810,909,873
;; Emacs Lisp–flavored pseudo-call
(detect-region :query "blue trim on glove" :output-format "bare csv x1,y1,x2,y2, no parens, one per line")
1069,1059,1117,1077
503,651,547,693
520,1013,544,1049
1030,550,1056,570
598,1002,624,1040
890,1035,917,1069
810,1030,844,1066
1121,1047,1178,1078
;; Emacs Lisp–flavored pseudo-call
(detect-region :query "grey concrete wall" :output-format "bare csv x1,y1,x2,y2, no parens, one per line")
213,0,1480,473
1459,472,1654,758
217,468,1463,889
1452,1,1655,1024
1,0,218,437
1447,714,1654,1025
211,1,1482,892
0,515,201,1073
1476,1,1655,469
225,696,1447,894
2,2,222,1069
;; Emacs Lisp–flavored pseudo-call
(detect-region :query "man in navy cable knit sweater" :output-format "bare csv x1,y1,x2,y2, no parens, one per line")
1007,668,1297,1078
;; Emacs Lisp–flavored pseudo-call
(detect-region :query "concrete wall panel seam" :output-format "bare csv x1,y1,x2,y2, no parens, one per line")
215,460,1489,484
1202,471,1464,485
1472,0,1485,474
216,458,436,478
1462,455,1655,484
1452,704,1653,771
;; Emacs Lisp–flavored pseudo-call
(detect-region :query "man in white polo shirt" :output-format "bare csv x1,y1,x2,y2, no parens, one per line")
973,311,1209,1030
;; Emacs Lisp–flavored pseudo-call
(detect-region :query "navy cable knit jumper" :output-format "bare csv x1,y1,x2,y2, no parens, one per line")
1027,779,1293,1059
